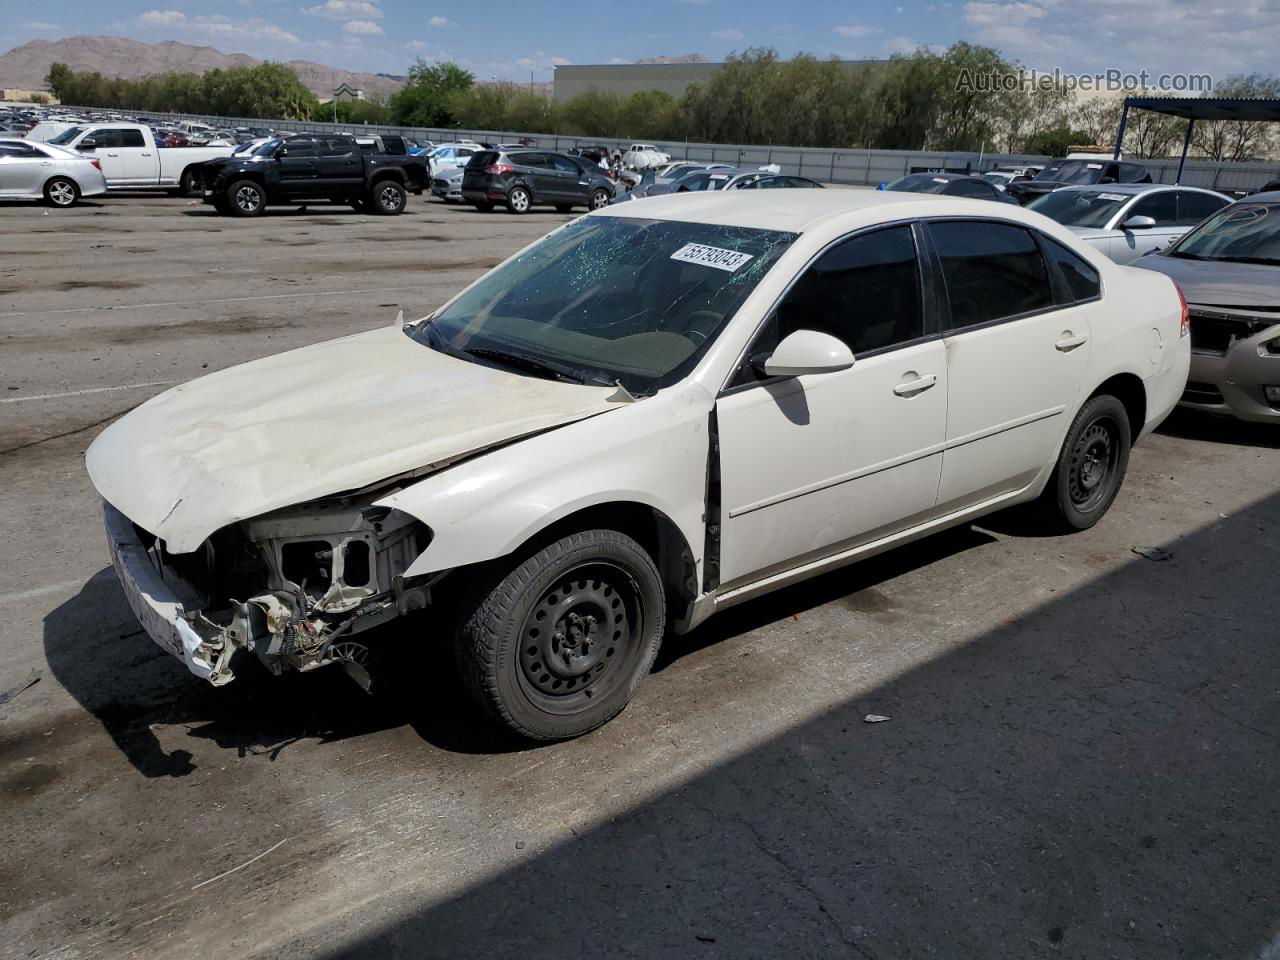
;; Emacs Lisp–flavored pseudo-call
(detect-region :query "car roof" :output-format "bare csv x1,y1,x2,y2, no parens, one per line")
1243,191,1280,202
1051,183,1221,196
595,189,1032,233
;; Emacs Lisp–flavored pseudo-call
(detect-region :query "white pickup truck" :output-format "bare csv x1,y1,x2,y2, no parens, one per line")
42,122,235,194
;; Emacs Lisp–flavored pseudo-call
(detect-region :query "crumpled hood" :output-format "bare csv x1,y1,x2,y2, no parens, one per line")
1130,254,1280,308
86,324,619,552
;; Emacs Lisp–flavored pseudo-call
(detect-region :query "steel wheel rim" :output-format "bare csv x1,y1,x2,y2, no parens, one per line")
516,561,642,716
49,181,75,205
235,185,260,212
591,190,609,210
379,184,401,210
1068,416,1119,512
511,189,529,212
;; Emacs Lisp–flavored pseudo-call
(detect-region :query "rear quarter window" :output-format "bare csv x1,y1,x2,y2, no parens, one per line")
929,220,1055,329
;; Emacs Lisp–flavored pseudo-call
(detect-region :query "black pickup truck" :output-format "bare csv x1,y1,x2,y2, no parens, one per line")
198,133,429,217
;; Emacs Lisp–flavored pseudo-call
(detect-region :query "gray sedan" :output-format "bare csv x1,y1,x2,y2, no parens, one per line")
0,137,108,206
1028,183,1230,264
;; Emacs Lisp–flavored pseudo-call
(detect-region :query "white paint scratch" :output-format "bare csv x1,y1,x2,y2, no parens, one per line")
1,380,179,404
190,838,289,890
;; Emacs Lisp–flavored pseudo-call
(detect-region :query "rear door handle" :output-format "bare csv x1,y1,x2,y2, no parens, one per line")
893,373,938,396
1055,332,1088,352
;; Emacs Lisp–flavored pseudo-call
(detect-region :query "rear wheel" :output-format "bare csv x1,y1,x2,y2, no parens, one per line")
455,529,665,741
44,177,78,208
506,186,531,214
371,180,406,215
1039,394,1131,531
226,180,265,217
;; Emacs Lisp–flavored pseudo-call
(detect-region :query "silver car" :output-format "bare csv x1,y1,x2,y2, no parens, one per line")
431,167,464,202
0,137,108,207
1134,194,1280,423
1029,183,1230,264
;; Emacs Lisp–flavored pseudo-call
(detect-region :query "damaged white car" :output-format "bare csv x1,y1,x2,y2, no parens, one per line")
88,191,1190,740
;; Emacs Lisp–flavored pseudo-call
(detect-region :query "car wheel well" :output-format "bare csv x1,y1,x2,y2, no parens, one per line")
370,170,404,184
519,502,697,618
1089,373,1145,439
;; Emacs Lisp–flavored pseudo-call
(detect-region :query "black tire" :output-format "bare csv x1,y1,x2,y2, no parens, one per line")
226,179,265,217
371,179,406,215
506,185,532,214
555,204,574,213
43,177,78,208
1039,394,1131,531
589,188,611,210
455,529,666,741
179,167,198,197
472,200,494,212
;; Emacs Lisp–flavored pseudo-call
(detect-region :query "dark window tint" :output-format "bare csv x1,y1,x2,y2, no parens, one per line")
510,152,547,168
1176,191,1229,226
283,139,316,158
1128,191,1178,225
758,225,923,365
931,220,1053,328
467,150,499,168
1041,236,1101,303
947,178,997,199
322,137,353,157
1119,162,1151,183
121,129,146,147
549,154,580,174
0,142,38,157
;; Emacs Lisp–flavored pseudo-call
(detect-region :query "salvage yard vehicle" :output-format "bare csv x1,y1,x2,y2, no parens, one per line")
1029,184,1230,264
88,191,1190,741
198,133,429,217
431,167,464,203
462,148,616,213
883,172,1019,204
45,122,235,195
1134,193,1280,423
0,137,107,206
1006,157,1152,206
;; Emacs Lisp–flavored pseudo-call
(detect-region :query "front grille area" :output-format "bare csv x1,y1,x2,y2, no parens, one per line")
1182,380,1225,405
1188,311,1274,354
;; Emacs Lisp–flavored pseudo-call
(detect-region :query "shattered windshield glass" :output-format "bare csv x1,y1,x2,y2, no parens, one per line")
410,215,796,393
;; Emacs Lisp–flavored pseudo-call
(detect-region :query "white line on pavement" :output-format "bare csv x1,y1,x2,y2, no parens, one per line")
0,579,89,606
1,380,179,404
0,286,429,319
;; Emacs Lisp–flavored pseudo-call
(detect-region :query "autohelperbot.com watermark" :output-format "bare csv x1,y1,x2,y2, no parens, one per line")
956,68,1214,95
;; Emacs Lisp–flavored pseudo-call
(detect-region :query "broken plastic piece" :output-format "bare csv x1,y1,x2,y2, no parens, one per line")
864,714,890,723
1131,546,1172,561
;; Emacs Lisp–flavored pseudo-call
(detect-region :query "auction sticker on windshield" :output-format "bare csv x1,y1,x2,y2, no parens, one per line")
1098,193,1128,201
670,243,755,272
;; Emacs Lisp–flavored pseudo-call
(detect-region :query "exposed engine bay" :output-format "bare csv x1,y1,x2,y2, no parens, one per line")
107,497,434,689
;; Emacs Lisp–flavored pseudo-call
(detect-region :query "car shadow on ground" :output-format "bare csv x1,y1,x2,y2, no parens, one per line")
295,490,1280,960
1157,407,1280,449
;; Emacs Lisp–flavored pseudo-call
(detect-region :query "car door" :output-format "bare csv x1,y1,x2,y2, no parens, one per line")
511,152,556,199
548,153,587,202
116,128,155,183
1115,190,1179,262
318,137,362,194
715,223,948,587
83,128,127,183
927,219,1092,513
276,138,319,195
0,141,50,195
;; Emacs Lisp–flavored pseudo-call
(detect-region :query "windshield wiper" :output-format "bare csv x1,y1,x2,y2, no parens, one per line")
1210,255,1280,266
1168,251,1209,260
464,346,592,384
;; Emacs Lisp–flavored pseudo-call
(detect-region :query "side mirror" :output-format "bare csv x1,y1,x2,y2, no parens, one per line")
276,146,288,158
77,138,97,151
1122,215,1157,230
754,329,855,378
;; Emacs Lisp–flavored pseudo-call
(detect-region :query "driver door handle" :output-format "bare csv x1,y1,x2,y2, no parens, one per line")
893,373,937,396
1056,332,1089,352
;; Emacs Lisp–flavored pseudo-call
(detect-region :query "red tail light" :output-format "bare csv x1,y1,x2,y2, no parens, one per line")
1173,280,1190,338
90,159,102,171
484,164,513,175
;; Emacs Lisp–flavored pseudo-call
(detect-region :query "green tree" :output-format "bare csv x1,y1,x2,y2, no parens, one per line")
388,59,474,127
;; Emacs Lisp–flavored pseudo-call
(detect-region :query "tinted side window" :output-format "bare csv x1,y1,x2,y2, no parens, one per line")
1176,191,1229,226
121,129,146,147
1120,163,1150,183
1041,236,1101,303
765,225,924,359
0,143,37,157
322,137,354,157
549,154,579,174
283,139,316,158
948,179,996,199
1129,191,1178,225
510,152,546,168
930,221,1054,328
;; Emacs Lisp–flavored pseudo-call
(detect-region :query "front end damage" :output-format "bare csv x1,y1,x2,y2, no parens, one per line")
104,496,433,688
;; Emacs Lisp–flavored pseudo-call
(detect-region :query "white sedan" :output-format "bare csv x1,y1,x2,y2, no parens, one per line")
0,137,107,206
87,191,1190,741
1028,183,1230,263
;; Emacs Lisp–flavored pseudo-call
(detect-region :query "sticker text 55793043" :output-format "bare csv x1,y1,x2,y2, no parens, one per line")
670,243,755,273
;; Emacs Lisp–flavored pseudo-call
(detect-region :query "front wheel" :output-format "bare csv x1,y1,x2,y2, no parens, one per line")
1039,394,1131,531
590,188,611,210
371,180,406,215
506,185,531,214
44,177,78,208
178,168,198,197
226,179,265,217
455,529,665,741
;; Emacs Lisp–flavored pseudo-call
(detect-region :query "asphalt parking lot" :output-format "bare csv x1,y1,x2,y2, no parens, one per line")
2,193,1279,960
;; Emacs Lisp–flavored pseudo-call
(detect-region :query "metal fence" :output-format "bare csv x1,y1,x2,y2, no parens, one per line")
79,107,1280,192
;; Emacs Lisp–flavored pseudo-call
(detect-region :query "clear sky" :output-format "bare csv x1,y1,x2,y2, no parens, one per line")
1,0,1274,85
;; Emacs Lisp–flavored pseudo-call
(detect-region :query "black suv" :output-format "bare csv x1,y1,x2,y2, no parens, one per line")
1006,158,1151,206
462,150,616,214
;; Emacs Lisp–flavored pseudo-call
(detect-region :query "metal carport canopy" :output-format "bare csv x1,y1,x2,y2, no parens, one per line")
1114,96,1280,182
